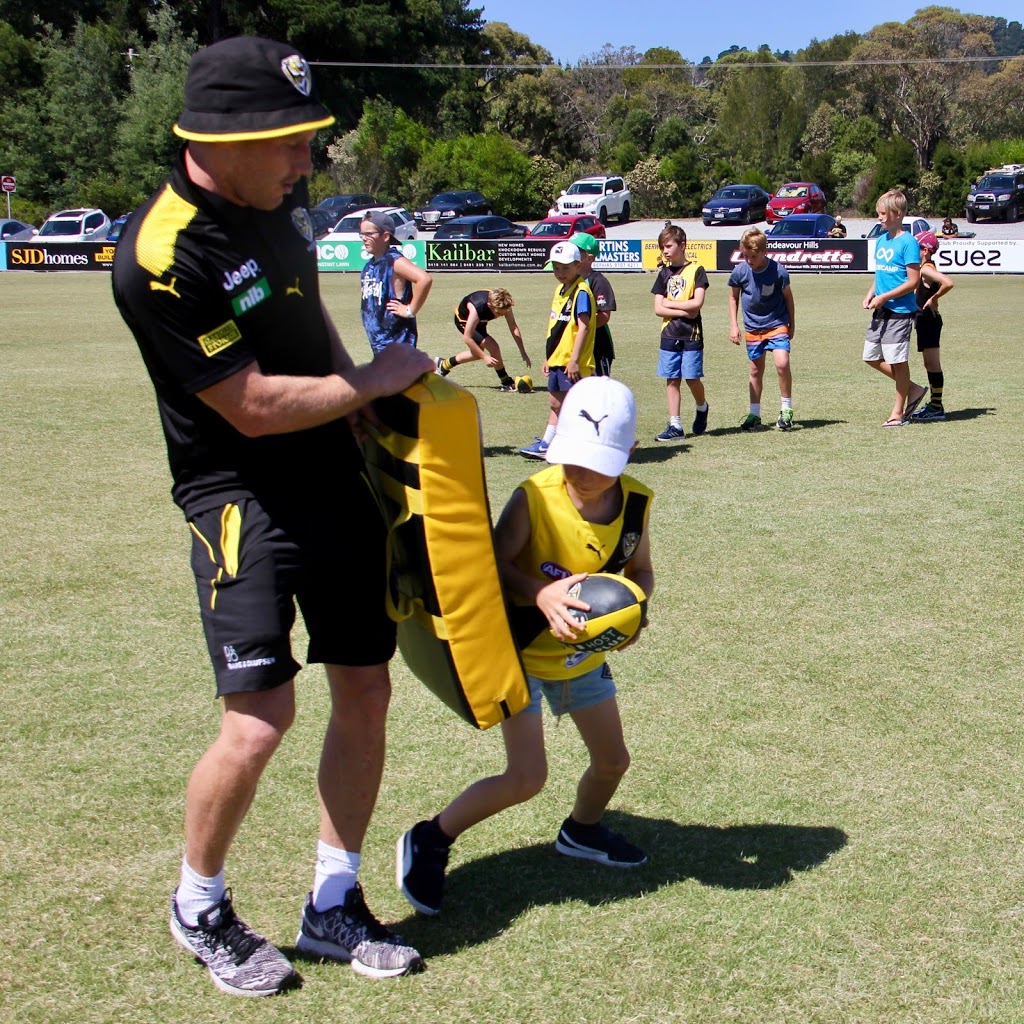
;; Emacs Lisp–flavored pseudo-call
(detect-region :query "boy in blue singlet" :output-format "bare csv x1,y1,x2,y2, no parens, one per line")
862,190,926,427
728,227,796,431
359,211,432,355
396,376,655,916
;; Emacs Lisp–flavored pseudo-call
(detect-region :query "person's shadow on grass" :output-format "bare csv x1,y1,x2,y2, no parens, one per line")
935,407,993,422
392,813,848,958
705,417,846,437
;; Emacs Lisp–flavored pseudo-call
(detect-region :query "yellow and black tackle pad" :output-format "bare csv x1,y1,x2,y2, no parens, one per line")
362,373,529,729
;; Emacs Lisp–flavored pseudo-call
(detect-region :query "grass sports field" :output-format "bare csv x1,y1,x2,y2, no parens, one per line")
2,268,1022,1024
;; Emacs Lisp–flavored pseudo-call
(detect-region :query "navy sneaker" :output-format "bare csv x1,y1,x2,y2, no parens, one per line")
555,818,647,868
692,405,709,436
654,423,685,442
396,821,450,916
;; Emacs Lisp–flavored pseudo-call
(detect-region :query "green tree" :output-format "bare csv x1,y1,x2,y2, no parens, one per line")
115,5,197,204
869,136,918,209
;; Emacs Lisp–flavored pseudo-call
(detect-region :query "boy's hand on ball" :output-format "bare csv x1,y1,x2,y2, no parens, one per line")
538,573,590,640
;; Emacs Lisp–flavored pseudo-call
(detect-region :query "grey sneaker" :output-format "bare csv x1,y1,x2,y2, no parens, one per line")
170,889,298,998
295,883,423,979
434,356,449,377
555,817,648,868
776,409,794,431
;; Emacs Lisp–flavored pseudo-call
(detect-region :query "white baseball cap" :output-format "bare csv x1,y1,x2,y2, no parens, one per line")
545,376,637,477
544,241,582,269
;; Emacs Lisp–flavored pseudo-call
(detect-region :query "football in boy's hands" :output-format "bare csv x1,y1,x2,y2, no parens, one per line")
562,573,648,654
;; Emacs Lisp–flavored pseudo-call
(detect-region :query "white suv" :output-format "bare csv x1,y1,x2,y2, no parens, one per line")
35,208,112,242
553,175,631,224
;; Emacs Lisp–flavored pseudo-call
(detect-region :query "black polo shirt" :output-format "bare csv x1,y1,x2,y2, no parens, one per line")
113,149,359,516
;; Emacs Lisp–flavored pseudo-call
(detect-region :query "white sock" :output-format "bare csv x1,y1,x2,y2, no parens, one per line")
542,424,557,444
696,402,708,412
669,416,682,429
750,403,761,416
176,857,226,927
781,397,793,410
312,841,361,911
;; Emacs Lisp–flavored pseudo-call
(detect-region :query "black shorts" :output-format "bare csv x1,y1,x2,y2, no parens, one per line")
188,479,396,696
454,315,488,347
916,311,942,351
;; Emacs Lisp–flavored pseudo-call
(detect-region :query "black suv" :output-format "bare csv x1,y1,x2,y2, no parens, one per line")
966,165,1024,223
414,191,493,229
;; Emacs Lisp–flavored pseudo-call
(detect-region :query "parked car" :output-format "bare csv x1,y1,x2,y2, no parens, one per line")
316,193,378,218
552,175,631,224
527,215,606,240
862,216,931,239
701,184,771,226
106,215,129,241
966,164,1024,223
767,214,837,238
433,215,527,240
321,206,419,243
307,206,338,239
35,208,112,242
766,183,827,223
414,191,493,228
0,218,37,240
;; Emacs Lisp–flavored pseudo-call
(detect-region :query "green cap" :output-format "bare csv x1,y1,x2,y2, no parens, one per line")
569,231,600,255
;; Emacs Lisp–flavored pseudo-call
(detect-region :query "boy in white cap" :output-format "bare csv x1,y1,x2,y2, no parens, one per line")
397,376,655,916
519,240,597,458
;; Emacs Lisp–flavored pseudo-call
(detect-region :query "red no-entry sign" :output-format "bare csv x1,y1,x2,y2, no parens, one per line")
1,175,15,193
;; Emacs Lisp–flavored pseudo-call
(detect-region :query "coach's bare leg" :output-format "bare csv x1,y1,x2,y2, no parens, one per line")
184,682,296,876
318,663,392,850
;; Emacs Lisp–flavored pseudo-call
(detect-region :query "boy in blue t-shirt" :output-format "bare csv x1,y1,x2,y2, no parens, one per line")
862,190,927,427
728,227,796,431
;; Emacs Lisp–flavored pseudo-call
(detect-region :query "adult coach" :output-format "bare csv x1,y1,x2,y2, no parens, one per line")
112,37,434,996
570,232,616,376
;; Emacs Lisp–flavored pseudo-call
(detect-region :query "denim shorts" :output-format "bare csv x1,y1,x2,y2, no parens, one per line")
746,332,791,362
657,348,704,380
525,661,616,717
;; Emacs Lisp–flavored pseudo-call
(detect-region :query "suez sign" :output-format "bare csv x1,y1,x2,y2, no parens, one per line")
868,236,1024,274
2,241,117,270
716,238,866,272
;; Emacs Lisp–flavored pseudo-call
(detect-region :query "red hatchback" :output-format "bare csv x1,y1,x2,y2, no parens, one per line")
527,214,606,240
766,182,827,223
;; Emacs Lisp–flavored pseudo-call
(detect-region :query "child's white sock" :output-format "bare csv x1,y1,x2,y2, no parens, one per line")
750,403,761,417
669,415,682,429
696,402,708,412
542,424,557,444
176,857,226,927
312,841,361,911
781,397,793,410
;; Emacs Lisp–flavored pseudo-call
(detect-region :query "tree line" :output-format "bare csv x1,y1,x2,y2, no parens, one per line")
0,1,1022,225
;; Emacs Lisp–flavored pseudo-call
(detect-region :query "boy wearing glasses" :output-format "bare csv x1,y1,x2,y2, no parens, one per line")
359,211,433,354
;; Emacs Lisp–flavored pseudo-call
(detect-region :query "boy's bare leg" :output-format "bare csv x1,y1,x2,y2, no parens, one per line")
438,711,547,839
685,377,706,407
772,350,792,401
749,355,766,405
567,698,630,825
665,378,681,418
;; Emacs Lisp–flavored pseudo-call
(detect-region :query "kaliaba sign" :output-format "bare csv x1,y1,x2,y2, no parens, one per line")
717,238,867,273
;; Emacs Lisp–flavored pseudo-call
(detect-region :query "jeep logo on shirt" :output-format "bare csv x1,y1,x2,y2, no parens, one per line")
222,258,262,291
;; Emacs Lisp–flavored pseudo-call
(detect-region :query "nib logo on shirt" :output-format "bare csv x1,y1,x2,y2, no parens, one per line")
231,277,272,315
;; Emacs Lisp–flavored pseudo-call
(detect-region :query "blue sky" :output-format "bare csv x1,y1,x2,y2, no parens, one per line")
476,1,1013,64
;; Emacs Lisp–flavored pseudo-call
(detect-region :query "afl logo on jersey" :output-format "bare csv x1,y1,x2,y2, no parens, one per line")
541,561,572,580
622,532,640,560
280,54,312,97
